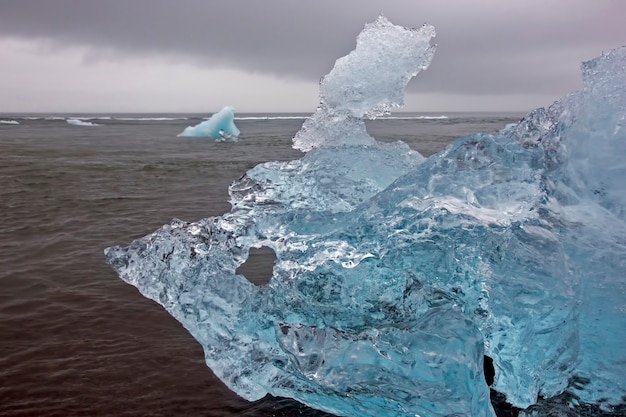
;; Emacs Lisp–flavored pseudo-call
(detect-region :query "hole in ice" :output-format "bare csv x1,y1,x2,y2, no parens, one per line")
236,246,276,286
484,355,495,386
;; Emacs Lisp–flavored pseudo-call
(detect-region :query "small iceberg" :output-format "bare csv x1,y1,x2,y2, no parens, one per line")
67,118,99,127
0,119,19,125
178,106,240,141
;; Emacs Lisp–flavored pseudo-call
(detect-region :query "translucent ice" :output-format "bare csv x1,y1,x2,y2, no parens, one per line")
105,15,626,417
178,106,240,140
293,16,435,152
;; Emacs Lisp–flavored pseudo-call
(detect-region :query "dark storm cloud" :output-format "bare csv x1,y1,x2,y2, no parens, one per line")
1,0,624,97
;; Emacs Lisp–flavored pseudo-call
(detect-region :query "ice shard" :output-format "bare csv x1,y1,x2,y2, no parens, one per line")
105,15,626,417
293,15,435,152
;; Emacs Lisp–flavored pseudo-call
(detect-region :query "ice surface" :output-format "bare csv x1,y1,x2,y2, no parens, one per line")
66,118,99,126
293,16,435,152
178,106,240,140
105,15,626,417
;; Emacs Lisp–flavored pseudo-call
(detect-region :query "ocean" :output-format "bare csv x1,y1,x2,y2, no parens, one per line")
0,112,524,416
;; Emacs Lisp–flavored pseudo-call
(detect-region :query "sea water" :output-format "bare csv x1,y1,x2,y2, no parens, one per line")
1,112,523,416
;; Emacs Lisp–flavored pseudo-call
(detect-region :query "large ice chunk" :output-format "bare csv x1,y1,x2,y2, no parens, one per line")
105,15,626,417
178,106,240,140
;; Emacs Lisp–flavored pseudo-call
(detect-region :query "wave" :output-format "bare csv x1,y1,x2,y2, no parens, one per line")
233,116,309,121
0,119,19,125
79,116,112,121
232,115,450,121
375,115,449,120
3,113,459,124
14,116,189,121
113,117,189,121
67,118,99,127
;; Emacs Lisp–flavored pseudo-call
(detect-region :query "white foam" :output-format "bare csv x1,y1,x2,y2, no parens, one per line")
234,116,309,121
66,118,99,127
378,115,449,120
114,117,188,121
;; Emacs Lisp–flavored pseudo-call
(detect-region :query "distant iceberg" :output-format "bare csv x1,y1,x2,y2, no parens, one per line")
178,106,240,141
66,118,99,127
0,119,19,125
106,16,626,417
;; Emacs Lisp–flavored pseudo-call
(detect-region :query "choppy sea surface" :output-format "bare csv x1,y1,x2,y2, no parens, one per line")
0,112,524,416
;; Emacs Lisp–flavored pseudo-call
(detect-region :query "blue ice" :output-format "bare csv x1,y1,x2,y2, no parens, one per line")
178,106,240,140
105,16,626,417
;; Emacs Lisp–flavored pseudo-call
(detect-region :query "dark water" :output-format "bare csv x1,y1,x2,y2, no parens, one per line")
0,112,523,416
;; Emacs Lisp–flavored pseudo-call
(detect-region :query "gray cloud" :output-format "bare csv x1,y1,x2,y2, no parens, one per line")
0,0,624,103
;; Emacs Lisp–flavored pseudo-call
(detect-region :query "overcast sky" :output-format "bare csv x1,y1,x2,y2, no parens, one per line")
0,0,624,113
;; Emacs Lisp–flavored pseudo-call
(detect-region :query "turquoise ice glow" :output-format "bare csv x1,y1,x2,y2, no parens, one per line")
106,16,625,417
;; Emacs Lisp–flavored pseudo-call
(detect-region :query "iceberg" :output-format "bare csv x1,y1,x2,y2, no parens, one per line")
105,16,626,417
178,106,240,140
66,118,99,126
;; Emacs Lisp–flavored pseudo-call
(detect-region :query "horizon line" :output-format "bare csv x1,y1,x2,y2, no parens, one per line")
0,109,528,115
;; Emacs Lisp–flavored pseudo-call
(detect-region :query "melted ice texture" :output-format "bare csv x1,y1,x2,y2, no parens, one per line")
178,106,240,140
105,16,626,417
